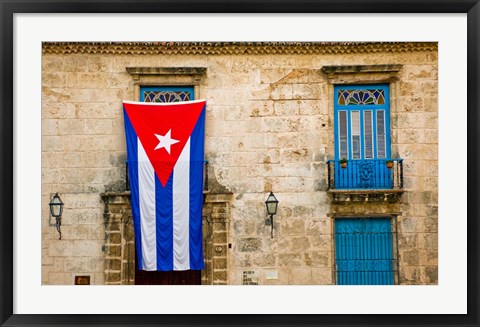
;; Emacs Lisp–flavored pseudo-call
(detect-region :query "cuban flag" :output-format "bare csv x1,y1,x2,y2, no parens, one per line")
123,99,206,271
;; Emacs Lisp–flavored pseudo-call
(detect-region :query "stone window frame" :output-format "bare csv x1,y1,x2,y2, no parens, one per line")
126,67,207,101
321,64,403,159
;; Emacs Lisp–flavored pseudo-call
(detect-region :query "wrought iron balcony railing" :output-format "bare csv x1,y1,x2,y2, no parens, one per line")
327,158,403,190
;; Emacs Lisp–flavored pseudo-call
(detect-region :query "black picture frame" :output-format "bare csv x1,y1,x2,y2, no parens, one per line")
1,1,479,326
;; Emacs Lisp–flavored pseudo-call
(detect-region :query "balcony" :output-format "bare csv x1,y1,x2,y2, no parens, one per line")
326,158,404,203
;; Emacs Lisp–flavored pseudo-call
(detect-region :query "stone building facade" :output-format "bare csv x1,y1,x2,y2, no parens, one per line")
41,42,438,285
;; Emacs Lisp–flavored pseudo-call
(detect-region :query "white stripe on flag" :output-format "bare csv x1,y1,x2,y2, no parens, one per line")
173,138,191,270
138,139,157,271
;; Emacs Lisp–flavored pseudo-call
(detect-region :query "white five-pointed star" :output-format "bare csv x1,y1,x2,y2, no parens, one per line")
154,129,180,154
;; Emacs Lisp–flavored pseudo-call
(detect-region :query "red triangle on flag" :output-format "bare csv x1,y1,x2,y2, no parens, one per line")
123,100,206,187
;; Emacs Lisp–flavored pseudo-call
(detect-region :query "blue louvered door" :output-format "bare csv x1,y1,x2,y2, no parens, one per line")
335,218,394,285
334,85,392,189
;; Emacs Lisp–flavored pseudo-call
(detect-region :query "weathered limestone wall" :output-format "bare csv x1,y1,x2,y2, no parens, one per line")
395,64,438,284
41,193,105,285
42,43,438,285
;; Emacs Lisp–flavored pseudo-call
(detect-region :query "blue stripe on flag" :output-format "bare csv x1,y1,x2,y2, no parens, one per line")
189,105,206,270
156,174,174,271
123,109,143,269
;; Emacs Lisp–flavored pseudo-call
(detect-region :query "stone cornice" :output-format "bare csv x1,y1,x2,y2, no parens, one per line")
321,64,403,76
42,42,437,56
126,67,207,76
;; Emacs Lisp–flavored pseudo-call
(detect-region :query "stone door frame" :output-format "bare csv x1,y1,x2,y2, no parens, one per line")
100,192,232,285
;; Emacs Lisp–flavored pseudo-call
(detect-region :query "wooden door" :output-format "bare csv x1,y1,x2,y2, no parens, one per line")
335,218,395,285
135,252,201,285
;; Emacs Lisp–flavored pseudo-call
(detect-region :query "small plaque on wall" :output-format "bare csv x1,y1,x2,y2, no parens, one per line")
242,270,259,285
74,275,90,285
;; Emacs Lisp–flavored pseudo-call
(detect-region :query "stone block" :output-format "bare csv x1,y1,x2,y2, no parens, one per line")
66,72,108,89
304,252,330,267
424,97,438,112
42,55,64,72
293,205,315,218
43,119,59,136
64,257,90,273
42,87,72,103
58,119,86,135
89,257,105,272
42,102,74,119
213,258,227,270
292,84,320,100
400,250,419,266
237,238,262,252
84,119,114,135
106,232,121,245
61,224,104,240
400,266,421,284
281,148,310,163
233,219,257,236
90,272,105,285
224,105,250,121
289,267,313,285
105,272,121,283
418,250,438,266
423,216,438,233
106,222,121,232
403,65,437,80
298,100,324,115
398,217,418,233
252,254,276,267
305,217,330,236
398,233,418,250
263,268,290,285
62,192,100,207
48,272,71,285
213,231,227,243
62,208,101,225
289,237,310,252
270,84,293,100
75,102,120,119
249,101,274,117
274,100,299,116
422,266,438,284
213,270,227,282
280,219,305,235
106,259,121,270
311,267,333,284
310,235,332,252
42,135,63,151
260,69,291,84
278,253,303,267
232,152,258,167
420,232,438,250
48,240,103,257
107,73,131,88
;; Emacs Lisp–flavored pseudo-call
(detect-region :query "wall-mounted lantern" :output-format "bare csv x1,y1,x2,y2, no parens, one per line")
49,193,64,240
265,191,279,238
